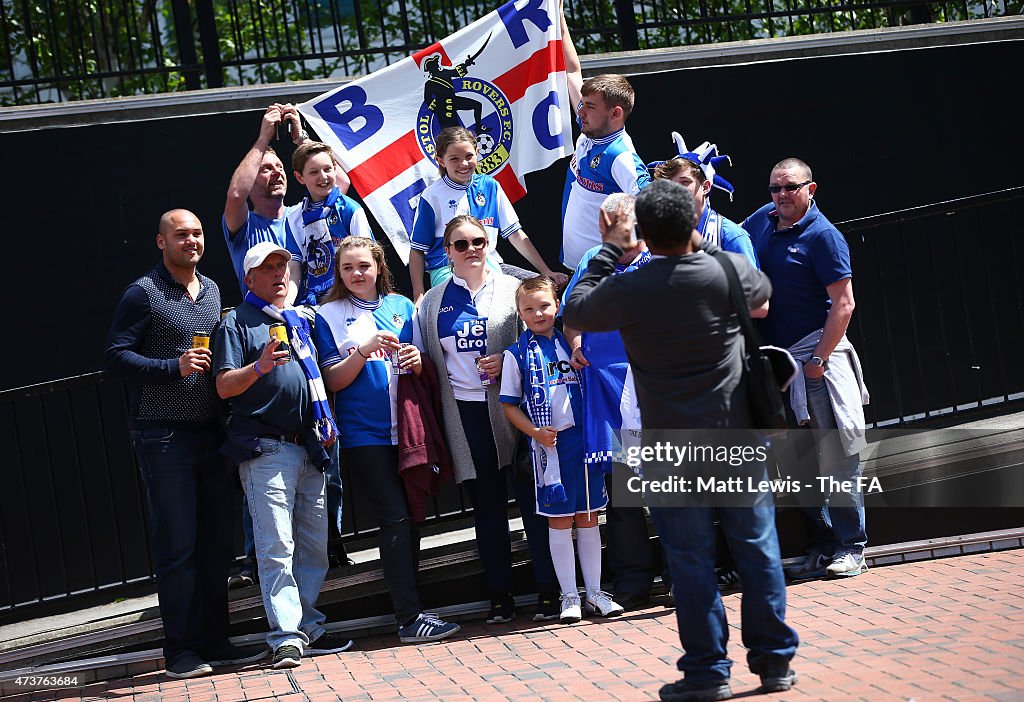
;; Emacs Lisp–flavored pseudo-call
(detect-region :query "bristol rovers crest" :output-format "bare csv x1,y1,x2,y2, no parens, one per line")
415,34,514,176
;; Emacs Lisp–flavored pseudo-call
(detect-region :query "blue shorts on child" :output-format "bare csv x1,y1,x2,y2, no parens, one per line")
536,425,608,518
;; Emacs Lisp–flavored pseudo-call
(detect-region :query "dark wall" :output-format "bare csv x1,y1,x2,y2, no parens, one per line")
1,39,1022,390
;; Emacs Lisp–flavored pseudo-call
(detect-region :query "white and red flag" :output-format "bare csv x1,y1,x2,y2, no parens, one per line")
298,0,572,263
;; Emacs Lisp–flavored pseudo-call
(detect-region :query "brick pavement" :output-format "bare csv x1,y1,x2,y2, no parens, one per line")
7,549,1024,702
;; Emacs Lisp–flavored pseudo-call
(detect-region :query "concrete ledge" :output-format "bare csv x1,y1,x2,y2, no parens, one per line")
862,527,1024,566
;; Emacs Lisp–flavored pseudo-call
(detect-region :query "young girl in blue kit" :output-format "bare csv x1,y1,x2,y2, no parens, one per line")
312,236,460,644
407,126,567,306
499,276,623,623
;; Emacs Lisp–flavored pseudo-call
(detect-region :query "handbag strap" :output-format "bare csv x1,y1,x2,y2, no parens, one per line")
709,250,767,352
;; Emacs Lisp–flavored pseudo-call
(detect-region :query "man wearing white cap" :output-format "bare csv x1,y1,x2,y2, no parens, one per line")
224,109,351,581
213,242,353,669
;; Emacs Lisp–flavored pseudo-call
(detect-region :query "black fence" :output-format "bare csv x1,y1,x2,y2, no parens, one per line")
844,187,1024,427
1,0,1016,105
0,372,476,614
1,187,1022,613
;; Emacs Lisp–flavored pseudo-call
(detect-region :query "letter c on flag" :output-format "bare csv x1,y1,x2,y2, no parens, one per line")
532,92,563,151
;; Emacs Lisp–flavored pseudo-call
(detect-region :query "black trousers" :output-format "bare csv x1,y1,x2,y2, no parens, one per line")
342,444,422,625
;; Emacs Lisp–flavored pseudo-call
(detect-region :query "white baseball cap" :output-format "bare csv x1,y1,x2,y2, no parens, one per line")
243,241,291,275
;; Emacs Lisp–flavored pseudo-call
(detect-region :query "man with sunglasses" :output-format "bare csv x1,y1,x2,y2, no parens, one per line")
742,158,870,581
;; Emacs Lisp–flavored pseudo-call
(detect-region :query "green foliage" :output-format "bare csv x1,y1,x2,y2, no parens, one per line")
0,0,188,105
0,0,1015,106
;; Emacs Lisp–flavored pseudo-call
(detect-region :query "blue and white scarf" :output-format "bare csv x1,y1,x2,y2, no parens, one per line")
244,291,338,446
580,249,651,473
524,331,569,506
698,205,724,249
301,186,341,226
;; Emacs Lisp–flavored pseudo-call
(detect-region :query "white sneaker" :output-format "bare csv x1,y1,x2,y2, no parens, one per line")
826,552,867,578
585,590,624,617
559,593,582,624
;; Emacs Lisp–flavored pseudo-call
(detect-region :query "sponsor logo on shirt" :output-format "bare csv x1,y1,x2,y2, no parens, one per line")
347,345,387,360
546,359,575,376
455,319,486,352
576,174,605,192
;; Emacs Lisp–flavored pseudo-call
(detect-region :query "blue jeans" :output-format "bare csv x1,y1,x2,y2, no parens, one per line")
649,461,798,684
242,440,343,558
131,425,232,664
794,376,867,556
240,439,328,652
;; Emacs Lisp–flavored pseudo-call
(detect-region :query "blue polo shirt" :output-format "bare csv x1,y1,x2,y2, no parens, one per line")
222,206,297,297
742,201,851,348
213,303,312,433
559,244,651,364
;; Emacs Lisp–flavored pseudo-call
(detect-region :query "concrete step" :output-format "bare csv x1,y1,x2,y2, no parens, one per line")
0,514,572,671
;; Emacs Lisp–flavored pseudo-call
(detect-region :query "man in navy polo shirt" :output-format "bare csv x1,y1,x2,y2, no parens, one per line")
105,210,267,678
742,158,870,581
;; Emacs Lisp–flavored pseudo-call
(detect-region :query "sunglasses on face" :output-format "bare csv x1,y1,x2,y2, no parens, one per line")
449,236,487,253
768,180,812,194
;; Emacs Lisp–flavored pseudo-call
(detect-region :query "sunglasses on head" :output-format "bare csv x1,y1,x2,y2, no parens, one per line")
449,236,487,253
768,180,812,194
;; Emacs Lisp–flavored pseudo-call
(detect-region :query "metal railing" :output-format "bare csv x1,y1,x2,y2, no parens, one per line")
1,0,1017,106
836,186,1024,427
0,371,477,613
2,187,1023,612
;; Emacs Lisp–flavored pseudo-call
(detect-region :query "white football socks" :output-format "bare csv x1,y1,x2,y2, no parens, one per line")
548,527,578,597
576,525,603,596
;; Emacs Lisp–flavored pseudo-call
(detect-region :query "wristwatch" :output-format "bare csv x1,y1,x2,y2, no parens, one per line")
808,356,828,369
292,128,309,144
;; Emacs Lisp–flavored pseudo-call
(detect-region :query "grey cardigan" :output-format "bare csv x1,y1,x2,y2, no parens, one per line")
418,273,522,483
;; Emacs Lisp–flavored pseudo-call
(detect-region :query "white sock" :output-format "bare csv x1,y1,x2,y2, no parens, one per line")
548,527,578,597
576,525,603,597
